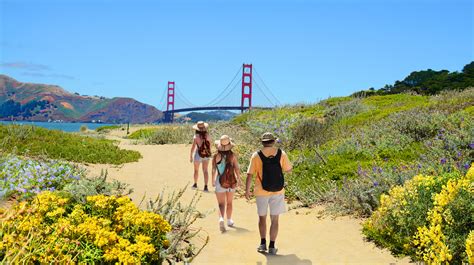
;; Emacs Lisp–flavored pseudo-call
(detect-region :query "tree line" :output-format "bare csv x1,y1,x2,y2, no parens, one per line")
352,61,474,97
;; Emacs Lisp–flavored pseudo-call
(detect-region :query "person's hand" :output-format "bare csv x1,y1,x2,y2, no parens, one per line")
189,156,193,163
245,190,252,201
212,181,216,187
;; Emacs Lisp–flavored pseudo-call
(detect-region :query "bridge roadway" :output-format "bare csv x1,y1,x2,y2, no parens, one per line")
162,106,272,122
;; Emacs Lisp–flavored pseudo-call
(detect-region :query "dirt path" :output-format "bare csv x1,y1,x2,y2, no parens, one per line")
87,141,411,265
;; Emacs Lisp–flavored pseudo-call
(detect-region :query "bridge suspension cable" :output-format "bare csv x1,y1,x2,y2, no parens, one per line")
204,65,242,107
253,78,278,107
210,77,241,107
175,85,197,108
253,67,281,106
158,86,167,110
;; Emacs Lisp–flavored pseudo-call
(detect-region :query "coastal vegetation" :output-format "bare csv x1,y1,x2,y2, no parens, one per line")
0,124,141,164
0,156,207,263
125,88,473,263
1,62,472,263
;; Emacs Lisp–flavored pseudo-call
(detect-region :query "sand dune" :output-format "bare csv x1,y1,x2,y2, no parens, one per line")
87,139,411,265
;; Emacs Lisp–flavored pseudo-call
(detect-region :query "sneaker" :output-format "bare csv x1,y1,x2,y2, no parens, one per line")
227,219,234,227
268,247,278,255
203,185,209,192
191,183,197,189
219,219,226,232
257,244,267,253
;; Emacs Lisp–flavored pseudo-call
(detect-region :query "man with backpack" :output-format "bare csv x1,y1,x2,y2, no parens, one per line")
245,132,292,255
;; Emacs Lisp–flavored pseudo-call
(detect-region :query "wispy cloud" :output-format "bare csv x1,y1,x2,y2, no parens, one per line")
21,72,75,80
1,62,50,71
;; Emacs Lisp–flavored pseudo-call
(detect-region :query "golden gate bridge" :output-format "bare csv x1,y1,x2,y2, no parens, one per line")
158,64,280,122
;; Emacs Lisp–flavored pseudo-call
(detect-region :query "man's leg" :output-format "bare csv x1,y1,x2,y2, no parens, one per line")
256,196,269,252
269,215,279,242
259,215,267,239
268,194,285,254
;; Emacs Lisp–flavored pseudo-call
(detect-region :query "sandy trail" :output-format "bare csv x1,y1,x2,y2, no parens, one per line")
87,140,411,265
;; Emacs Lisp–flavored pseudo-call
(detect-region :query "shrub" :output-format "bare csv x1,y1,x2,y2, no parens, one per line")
128,126,192,145
79,125,88,132
0,124,141,164
0,155,84,200
62,171,133,203
95,125,122,133
0,192,172,264
127,128,158,140
147,187,209,263
363,172,461,255
363,165,473,264
414,175,473,263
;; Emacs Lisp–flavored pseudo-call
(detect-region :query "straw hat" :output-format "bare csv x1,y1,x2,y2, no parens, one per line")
192,121,209,132
261,132,277,142
215,135,235,151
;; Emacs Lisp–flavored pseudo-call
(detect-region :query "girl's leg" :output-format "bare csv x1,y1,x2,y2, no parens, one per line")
225,191,234,221
202,159,210,187
216,192,226,232
215,192,226,218
193,160,200,186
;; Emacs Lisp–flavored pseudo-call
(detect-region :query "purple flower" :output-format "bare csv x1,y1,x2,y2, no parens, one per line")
469,143,474,149
464,164,470,170
440,158,447,165
373,181,379,187
417,164,422,169
457,151,462,157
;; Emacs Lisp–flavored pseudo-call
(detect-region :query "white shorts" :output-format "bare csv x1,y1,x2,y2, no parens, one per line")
256,194,286,216
215,175,236,193
194,152,211,162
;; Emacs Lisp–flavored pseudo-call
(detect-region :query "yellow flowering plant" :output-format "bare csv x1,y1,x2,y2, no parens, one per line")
364,164,474,264
414,164,473,264
0,191,171,264
363,172,460,256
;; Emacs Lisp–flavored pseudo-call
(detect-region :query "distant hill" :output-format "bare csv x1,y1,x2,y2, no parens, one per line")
352,61,474,96
0,75,163,123
177,110,238,122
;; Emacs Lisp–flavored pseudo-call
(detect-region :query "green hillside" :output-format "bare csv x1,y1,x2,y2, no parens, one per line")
233,88,473,212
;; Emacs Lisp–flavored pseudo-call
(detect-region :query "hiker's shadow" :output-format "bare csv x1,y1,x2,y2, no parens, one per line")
227,225,251,234
257,252,312,265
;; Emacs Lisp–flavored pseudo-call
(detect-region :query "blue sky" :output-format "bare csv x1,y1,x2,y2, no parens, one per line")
0,0,472,109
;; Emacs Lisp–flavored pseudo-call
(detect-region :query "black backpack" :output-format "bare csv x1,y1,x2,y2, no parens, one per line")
257,149,284,192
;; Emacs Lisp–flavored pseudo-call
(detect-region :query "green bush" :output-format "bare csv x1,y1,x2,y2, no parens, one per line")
0,125,141,164
62,171,133,203
95,125,122,133
363,167,473,264
363,172,461,256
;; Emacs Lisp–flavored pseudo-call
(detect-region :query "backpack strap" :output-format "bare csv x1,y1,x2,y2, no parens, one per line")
216,154,226,176
257,149,281,162
275,149,282,160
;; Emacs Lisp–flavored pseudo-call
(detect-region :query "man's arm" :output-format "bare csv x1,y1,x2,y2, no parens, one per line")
282,151,293,173
245,173,253,200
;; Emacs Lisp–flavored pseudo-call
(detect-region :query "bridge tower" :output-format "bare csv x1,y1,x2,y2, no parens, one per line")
164,81,175,122
241,64,252,113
